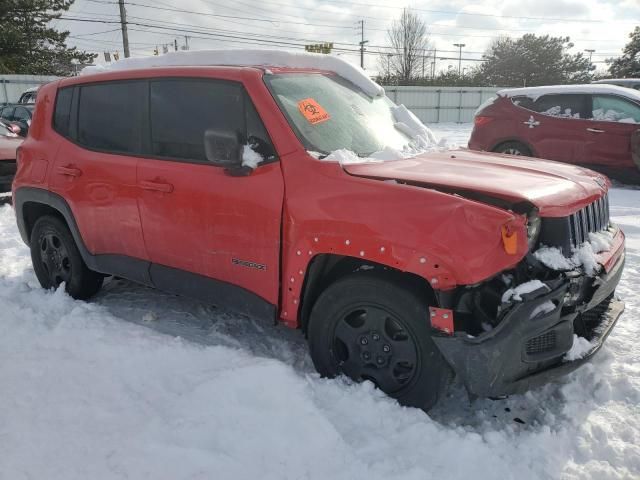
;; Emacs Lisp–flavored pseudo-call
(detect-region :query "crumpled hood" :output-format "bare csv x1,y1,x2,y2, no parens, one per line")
343,149,609,217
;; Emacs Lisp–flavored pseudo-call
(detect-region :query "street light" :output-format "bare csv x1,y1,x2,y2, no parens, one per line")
453,43,465,76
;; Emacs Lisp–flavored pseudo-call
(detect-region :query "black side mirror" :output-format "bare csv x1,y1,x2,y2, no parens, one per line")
204,129,242,166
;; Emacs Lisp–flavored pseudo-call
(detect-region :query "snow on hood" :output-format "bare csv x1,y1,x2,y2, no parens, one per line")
498,84,640,103
81,49,385,98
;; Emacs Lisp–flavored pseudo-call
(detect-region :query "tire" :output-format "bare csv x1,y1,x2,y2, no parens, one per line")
493,141,532,157
307,271,452,411
30,215,103,300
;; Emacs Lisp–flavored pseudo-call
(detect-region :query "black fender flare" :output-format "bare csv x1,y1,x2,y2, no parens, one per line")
14,186,153,285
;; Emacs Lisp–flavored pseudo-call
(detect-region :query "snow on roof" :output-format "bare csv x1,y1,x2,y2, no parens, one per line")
498,84,640,102
81,49,385,98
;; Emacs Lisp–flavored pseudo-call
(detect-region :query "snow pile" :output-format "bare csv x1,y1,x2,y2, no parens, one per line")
391,104,440,148
82,49,385,98
565,334,594,361
535,230,614,276
502,279,549,302
241,144,263,169
322,105,445,165
530,300,557,319
1,130,639,479
591,108,638,123
542,106,581,119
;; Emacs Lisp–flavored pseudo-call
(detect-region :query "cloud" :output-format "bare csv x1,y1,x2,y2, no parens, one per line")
60,0,637,75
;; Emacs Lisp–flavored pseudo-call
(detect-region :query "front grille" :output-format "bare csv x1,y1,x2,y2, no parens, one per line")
568,193,610,247
526,330,557,355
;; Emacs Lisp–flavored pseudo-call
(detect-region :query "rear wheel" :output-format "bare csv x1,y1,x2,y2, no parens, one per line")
30,215,103,300
307,272,451,411
493,141,532,157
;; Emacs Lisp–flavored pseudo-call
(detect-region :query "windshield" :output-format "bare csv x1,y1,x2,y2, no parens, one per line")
265,73,411,156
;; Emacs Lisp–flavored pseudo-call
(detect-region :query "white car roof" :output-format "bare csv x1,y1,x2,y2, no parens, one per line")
497,84,640,102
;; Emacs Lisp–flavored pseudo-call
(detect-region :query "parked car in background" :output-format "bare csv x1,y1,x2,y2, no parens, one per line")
12,51,625,411
17,86,39,104
0,104,34,137
469,84,640,182
0,121,23,192
592,78,640,90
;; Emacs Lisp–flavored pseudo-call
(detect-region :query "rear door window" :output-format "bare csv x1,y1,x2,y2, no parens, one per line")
14,107,30,121
532,94,589,119
53,87,74,137
0,107,14,120
77,81,145,154
591,95,640,123
512,94,588,119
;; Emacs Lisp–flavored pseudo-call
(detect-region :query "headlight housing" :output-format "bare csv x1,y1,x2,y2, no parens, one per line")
526,211,541,250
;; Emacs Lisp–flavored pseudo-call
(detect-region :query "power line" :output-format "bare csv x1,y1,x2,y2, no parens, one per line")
75,0,632,44
312,0,638,24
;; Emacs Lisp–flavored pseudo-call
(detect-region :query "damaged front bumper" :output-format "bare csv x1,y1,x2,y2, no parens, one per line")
432,248,625,398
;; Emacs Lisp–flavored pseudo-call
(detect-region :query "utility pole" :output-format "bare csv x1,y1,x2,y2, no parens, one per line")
584,48,595,71
453,43,465,76
184,36,190,51
585,49,595,64
431,49,437,79
358,20,368,69
118,0,130,58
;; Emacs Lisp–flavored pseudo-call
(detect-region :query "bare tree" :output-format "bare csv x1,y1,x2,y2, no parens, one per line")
382,9,430,82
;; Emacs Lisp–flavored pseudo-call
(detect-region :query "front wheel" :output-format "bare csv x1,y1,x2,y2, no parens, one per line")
30,215,103,300
307,272,452,411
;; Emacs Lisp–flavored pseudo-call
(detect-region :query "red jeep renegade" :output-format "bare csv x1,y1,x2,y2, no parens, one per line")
12,51,625,411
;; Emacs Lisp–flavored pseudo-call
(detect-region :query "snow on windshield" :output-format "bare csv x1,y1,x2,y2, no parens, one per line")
321,104,446,165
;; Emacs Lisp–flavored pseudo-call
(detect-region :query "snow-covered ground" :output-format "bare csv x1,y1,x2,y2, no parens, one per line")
1,123,639,479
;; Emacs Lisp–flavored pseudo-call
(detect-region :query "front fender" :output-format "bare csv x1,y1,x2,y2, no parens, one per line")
278,157,529,326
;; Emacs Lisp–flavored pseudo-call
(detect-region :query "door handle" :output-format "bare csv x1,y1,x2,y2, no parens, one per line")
587,128,605,133
140,180,174,193
56,165,82,177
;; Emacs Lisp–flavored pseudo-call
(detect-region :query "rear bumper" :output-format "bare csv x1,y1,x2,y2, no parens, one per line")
433,249,625,398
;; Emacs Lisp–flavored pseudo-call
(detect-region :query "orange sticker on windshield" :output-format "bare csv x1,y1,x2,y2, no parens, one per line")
298,98,330,125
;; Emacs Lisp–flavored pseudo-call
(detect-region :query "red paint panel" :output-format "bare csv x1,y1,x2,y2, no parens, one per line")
136,159,284,304
429,307,454,335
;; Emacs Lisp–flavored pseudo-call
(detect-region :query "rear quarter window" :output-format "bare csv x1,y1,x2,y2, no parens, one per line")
512,94,589,119
53,87,74,137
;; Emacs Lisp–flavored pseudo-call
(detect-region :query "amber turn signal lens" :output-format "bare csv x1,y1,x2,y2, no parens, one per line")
501,225,518,255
